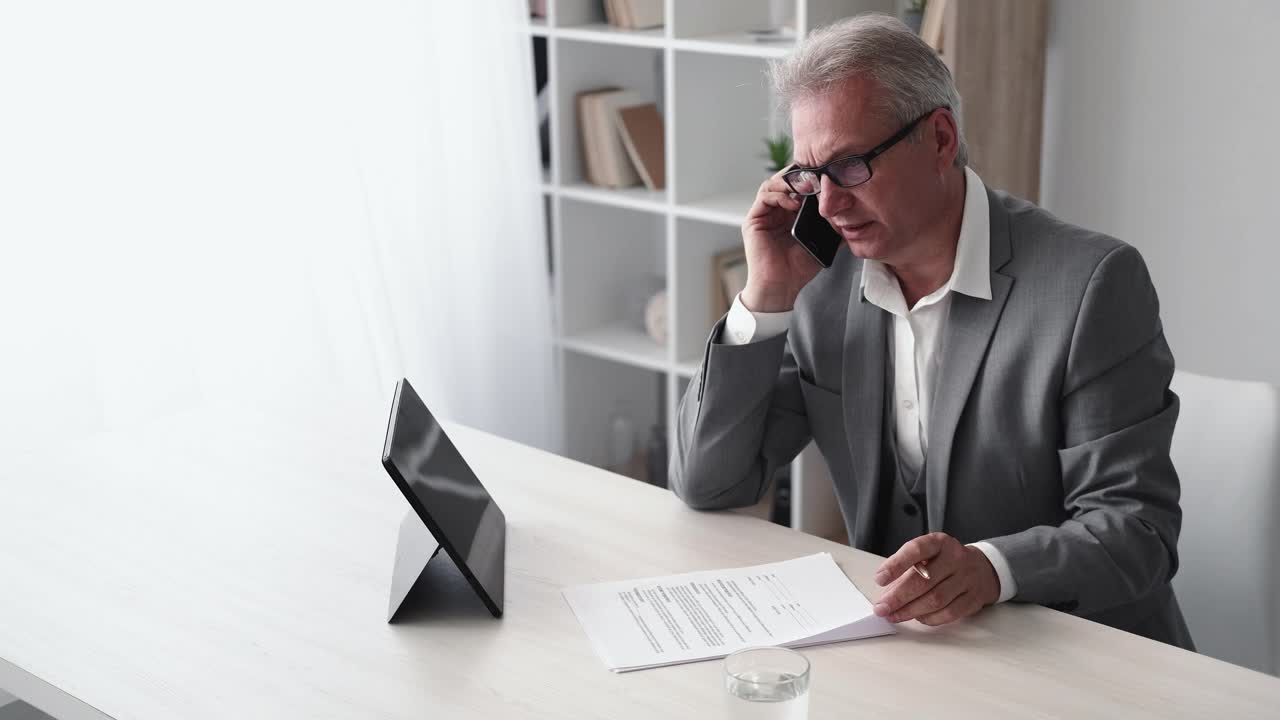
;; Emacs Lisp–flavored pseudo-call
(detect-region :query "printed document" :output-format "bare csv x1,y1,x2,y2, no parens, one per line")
562,553,895,672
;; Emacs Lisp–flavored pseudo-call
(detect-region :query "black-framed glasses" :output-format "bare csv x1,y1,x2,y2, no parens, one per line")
782,107,946,196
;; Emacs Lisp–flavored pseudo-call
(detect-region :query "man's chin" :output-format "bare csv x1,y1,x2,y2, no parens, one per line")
843,237,888,260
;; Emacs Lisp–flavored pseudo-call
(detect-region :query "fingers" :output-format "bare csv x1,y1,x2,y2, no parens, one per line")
873,562,935,619
744,170,803,225
873,546,963,620
760,190,801,212
917,592,984,627
872,536,999,628
760,172,798,200
885,574,965,624
745,189,801,222
875,532,948,586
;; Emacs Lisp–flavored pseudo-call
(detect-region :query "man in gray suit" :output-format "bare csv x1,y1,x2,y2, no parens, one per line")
670,14,1193,649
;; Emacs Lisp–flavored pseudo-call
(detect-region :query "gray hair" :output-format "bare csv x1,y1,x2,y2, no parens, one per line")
768,13,968,167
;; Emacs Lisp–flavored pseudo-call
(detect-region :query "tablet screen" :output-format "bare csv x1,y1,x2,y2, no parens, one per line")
382,379,505,615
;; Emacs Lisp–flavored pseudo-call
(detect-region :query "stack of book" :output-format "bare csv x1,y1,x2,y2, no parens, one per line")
603,0,664,30
576,88,665,191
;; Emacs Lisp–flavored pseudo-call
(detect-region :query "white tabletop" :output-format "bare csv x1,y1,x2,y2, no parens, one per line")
1,400,1278,719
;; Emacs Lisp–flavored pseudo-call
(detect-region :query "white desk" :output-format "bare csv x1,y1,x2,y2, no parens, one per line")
1,401,1278,719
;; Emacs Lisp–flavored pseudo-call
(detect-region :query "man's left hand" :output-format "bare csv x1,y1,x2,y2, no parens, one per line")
871,532,1000,626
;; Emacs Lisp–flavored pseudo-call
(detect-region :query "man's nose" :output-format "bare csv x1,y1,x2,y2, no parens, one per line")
817,175,852,220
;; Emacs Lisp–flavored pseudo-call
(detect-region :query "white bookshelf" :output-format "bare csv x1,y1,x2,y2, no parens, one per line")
526,0,894,537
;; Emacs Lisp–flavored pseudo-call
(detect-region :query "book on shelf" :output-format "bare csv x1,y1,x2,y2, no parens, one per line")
615,103,665,191
577,88,644,188
604,0,664,30
710,247,748,323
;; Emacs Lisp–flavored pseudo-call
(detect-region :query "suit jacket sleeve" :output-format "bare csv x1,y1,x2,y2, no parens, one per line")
985,244,1182,615
668,318,813,510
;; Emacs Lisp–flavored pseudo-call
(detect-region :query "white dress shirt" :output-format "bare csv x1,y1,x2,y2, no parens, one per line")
723,167,1017,603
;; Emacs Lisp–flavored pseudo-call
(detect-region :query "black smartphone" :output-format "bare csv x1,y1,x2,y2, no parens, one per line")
790,194,842,268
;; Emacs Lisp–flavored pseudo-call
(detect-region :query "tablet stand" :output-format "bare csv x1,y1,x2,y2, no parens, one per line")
387,510,448,622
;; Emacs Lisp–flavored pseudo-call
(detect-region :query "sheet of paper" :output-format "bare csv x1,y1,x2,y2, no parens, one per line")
562,553,894,672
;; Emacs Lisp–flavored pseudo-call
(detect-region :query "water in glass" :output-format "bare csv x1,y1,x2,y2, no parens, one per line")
725,669,810,720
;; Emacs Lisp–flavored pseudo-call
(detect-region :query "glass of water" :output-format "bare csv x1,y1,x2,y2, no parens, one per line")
724,646,811,720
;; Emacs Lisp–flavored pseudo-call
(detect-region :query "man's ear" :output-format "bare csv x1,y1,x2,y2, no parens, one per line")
930,109,960,170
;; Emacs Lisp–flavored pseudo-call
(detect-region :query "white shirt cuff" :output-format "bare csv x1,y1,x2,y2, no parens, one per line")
721,293,793,345
970,541,1018,604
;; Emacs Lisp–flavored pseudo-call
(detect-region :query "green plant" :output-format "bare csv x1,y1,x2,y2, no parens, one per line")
909,0,927,12
762,134,793,173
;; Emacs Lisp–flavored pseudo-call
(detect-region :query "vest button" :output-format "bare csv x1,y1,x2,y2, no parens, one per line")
902,503,918,517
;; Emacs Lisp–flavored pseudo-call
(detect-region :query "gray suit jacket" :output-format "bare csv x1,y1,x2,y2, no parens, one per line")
671,188,1194,649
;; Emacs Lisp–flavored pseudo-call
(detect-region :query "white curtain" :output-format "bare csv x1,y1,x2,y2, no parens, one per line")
0,1,561,455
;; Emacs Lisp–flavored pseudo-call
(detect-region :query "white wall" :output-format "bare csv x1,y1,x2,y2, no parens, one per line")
1040,0,1280,385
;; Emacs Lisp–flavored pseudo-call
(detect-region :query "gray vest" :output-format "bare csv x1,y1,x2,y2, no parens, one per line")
872,349,930,557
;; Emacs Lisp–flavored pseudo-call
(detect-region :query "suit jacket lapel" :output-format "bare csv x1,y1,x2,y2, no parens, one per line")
842,266,890,549
925,189,1015,532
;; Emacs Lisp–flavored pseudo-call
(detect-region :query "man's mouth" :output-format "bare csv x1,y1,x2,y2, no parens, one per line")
837,221,873,237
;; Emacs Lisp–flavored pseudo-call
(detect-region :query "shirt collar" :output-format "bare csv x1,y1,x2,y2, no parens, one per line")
859,166,992,305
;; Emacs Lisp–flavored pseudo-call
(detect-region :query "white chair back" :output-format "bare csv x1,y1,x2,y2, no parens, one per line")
1170,370,1280,675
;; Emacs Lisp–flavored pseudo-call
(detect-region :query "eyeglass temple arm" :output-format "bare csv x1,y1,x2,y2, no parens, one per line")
865,106,950,160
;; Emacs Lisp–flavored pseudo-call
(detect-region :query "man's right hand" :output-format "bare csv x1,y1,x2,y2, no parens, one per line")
739,167,823,313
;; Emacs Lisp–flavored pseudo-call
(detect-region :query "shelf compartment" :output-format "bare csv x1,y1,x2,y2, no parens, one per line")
804,0,896,33
554,39,665,191
557,197,666,353
562,351,666,479
672,50,776,206
671,0,782,39
672,217,745,368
